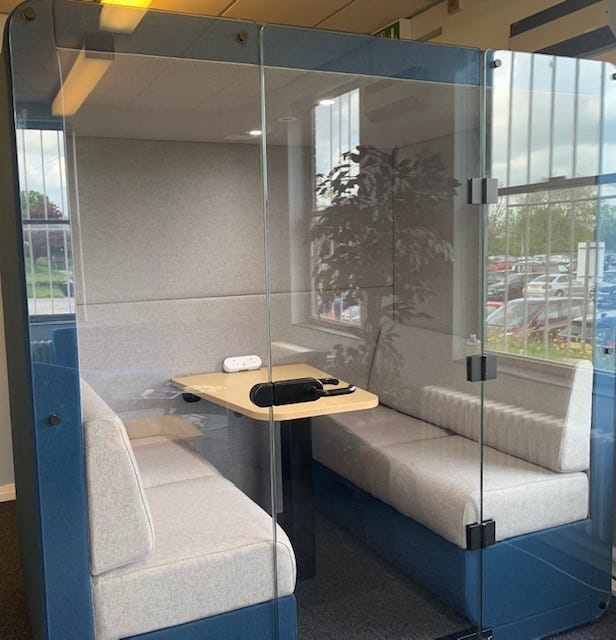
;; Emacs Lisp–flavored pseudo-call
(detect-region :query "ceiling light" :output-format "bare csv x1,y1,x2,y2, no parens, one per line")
277,115,297,123
100,0,152,33
248,129,262,136
319,98,335,106
51,48,113,116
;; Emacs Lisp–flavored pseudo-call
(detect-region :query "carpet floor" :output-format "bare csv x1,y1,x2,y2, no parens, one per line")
1,500,614,640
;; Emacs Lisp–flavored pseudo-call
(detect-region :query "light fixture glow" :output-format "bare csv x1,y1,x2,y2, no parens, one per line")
248,129,262,136
51,49,113,117
100,0,152,33
319,98,336,106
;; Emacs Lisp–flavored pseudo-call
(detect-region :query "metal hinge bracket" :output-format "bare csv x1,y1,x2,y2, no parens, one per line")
468,177,498,204
466,355,497,382
466,519,496,551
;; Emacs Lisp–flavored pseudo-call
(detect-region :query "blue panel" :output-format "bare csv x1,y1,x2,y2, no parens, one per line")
31,362,95,639
52,0,260,65
261,24,480,85
52,327,78,368
126,596,297,640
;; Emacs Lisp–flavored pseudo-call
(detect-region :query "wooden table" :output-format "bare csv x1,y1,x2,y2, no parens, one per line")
171,364,378,579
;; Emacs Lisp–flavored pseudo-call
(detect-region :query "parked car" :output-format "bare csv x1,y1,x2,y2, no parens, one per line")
487,273,529,302
485,301,503,318
523,274,587,298
556,310,616,352
486,297,586,340
594,271,616,308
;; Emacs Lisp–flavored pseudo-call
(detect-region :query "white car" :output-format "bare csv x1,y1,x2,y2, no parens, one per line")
523,273,587,297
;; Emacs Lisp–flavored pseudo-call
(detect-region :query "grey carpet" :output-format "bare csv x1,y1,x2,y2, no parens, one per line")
297,512,468,639
0,501,33,640
0,499,614,639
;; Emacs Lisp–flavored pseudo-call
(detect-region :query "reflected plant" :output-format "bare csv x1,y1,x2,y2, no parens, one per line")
311,144,459,373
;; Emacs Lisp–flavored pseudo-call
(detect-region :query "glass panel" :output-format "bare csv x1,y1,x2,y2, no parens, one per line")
9,2,280,637
262,24,484,639
483,50,616,637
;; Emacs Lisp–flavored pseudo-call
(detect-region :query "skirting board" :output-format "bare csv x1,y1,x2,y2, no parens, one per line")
0,483,15,502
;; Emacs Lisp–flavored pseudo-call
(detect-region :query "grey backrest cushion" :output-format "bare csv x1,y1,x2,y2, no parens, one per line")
368,318,592,472
80,380,155,575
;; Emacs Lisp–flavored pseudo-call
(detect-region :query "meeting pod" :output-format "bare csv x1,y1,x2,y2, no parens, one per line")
1,1,616,639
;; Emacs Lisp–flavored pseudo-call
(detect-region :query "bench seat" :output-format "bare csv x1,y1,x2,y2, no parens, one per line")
313,318,593,550
130,434,220,488
366,435,588,549
92,475,296,640
312,405,449,493
81,381,296,640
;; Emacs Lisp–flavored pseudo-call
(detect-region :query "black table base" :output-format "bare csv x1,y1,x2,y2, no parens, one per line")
279,417,316,580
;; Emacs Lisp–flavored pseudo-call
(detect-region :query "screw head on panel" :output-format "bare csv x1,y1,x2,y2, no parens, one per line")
236,30,248,44
490,59,502,69
48,413,62,426
22,7,37,21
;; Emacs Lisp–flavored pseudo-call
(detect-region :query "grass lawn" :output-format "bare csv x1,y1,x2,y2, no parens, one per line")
25,257,71,299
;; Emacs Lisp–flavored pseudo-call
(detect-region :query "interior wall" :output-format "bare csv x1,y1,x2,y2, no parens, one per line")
72,136,271,409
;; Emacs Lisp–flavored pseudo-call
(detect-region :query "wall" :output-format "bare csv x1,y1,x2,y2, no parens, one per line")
0,11,15,497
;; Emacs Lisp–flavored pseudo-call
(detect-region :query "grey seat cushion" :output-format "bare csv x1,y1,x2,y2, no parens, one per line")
312,405,450,493
130,435,220,488
92,475,296,640
365,435,589,548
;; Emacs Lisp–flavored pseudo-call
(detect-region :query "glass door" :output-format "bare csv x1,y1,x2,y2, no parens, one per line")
260,25,488,639
481,50,616,638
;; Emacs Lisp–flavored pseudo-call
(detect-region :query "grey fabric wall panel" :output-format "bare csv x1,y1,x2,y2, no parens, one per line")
73,137,272,303
76,295,269,411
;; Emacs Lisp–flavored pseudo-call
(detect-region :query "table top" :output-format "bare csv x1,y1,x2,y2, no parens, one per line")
170,363,379,421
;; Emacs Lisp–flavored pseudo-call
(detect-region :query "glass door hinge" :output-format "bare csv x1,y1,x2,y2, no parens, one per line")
466,519,496,551
466,355,497,382
468,177,498,204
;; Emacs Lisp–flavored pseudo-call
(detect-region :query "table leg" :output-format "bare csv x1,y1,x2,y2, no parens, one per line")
279,417,315,580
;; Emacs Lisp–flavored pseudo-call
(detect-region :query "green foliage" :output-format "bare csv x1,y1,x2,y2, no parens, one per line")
487,186,598,257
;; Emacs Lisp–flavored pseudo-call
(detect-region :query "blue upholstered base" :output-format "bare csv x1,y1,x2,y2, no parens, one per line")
125,596,297,640
314,461,611,640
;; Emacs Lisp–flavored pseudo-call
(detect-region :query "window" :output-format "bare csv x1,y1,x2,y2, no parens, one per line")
311,89,360,326
17,128,74,317
486,54,615,363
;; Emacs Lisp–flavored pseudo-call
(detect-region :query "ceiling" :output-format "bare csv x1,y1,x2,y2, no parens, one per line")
63,51,475,148
0,0,439,34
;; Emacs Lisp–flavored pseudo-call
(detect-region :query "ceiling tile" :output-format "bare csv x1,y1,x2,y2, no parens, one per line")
149,0,231,16
318,0,434,33
223,0,352,28
0,1,20,14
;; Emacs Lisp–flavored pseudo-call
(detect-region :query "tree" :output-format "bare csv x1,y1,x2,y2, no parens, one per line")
487,186,598,258
20,190,70,264
310,145,458,373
